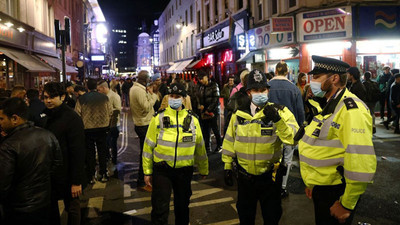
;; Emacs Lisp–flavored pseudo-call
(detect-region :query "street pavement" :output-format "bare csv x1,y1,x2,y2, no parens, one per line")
60,109,400,225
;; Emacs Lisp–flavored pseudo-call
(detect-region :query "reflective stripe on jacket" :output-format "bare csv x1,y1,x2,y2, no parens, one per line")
299,89,377,210
142,107,208,175
222,102,299,175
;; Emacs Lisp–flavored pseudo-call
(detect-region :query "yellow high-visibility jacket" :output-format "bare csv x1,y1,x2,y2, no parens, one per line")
299,89,377,210
222,103,299,175
142,106,209,175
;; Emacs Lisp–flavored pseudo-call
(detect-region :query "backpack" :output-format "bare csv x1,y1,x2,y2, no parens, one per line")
363,80,381,103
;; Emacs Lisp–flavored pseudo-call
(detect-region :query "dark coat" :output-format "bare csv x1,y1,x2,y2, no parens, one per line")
198,81,220,114
122,81,133,94
43,103,87,195
0,123,62,213
225,87,251,127
349,80,367,102
27,98,46,127
391,83,400,107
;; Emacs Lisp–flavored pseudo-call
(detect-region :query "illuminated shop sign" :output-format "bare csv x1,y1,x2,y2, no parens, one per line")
248,24,294,50
91,55,105,61
236,33,246,50
223,50,233,62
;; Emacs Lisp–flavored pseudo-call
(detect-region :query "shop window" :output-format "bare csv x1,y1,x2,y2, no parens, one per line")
271,0,278,15
238,0,244,10
197,11,201,32
206,4,210,28
190,5,193,23
215,0,219,23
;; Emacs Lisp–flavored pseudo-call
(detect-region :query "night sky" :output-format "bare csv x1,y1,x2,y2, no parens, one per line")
98,0,169,32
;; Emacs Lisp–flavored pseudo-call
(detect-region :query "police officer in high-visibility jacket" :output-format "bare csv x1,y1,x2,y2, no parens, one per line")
222,70,299,225
299,56,377,225
142,83,209,225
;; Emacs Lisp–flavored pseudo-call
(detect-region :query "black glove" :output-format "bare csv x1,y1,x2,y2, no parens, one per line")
263,105,281,123
224,170,234,186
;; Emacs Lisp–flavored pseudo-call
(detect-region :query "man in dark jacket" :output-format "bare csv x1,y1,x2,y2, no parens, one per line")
43,82,86,225
26,88,46,127
391,73,400,134
198,71,222,153
0,97,62,225
121,78,133,108
377,66,392,120
347,67,367,102
64,82,77,109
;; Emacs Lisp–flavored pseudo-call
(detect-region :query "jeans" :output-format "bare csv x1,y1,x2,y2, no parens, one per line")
200,115,222,151
134,125,149,186
107,126,120,165
85,130,108,178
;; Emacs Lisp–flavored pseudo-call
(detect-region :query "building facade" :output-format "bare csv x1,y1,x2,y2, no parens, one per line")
137,32,152,73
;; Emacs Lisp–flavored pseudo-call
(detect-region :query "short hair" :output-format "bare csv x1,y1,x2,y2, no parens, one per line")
97,80,109,89
11,85,26,97
26,89,40,100
74,85,86,93
44,82,65,98
242,73,250,89
276,62,288,75
197,70,208,80
364,71,372,80
87,78,98,90
0,97,28,120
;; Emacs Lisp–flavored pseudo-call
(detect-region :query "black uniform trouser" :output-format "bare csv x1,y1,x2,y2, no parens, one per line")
134,125,148,186
200,116,222,151
379,93,386,119
106,126,120,165
50,192,81,225
312,184,356,225
236,170,282,225
3,205,50,225
151,164,193,225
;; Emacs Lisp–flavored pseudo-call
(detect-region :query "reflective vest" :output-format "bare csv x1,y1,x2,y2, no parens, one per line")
142,107,209,175
299,89,377,210
222,103,299,175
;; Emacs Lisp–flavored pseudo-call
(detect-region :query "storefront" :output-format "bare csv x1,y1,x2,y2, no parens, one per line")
297,6,354,78
198,10,248,86
353,6,400,79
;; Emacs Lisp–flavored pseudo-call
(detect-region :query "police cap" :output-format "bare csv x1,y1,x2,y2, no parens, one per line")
308,55,350,75
168,83,187,97
246,69,270,91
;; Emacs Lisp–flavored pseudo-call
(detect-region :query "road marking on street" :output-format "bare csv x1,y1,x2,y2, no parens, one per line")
92,182,106,189
58,200,65,215
118,112,129,156
373,138,400,143
87,197,104,218
124,184,135,197
189,197,234,207
204,219,240,225
124,196,151,204
230,203,237,212
191,178,216,184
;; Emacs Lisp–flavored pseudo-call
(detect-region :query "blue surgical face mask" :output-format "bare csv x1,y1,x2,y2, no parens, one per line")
169,98,182,109
252,93,269,106
309,81,326,98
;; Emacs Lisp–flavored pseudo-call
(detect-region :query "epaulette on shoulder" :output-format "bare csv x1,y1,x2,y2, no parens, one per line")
272,103,285,111
154,109,166,117
186,110,199,119
343,98,358,110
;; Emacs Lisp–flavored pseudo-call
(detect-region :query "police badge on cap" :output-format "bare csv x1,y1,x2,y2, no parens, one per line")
168,83,187,97
246,69,270,91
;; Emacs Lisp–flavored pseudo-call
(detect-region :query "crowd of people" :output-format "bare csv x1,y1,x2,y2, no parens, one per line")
0,55,397,225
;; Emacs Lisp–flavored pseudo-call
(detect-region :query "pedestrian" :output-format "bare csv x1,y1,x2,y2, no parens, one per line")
363,71,380,133
383,69,399,129
42,82,86,225
122,78,133,108
75,78,112,183
347,67,367,102
26,88,46,127
0,97,62,225
10,85,26,100
74,85,86,98
64,82,77,109
296,72,307,95
142,82,208,225
390,73,400,134
230,69,249,97
130,70,158,191
298,56,377,225
221,76,234,131
110,78,121,96
150,73,163,112
377,66,392,121
222,69,299,225
97,80,122,172
268,61,305,198
197,70,223,153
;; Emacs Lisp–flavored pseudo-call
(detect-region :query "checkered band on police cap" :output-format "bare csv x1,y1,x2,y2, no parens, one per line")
308,55,350,75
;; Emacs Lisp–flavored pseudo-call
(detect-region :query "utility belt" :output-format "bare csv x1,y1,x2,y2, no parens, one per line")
153,161,193,172
236,163,274,182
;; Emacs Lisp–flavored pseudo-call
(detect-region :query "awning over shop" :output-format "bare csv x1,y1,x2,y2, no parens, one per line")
236,50,264,63
36,55,78,74
186,59,202,69
175,59,194,73
166,62,180,73
0,47,55,73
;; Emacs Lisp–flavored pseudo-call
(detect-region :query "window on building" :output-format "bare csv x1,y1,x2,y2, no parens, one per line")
215,0,219,23
197,11,201,32
176,0,178,9
206,4,210,28
289,0,297,8
172,6,174,16
238,0,243,10
186,37,189,58
258,1,262,21
272,0,278,15
191,34,194,56
185,10,188,26
225,0,229,19
190,5,193,23
180,0,182,6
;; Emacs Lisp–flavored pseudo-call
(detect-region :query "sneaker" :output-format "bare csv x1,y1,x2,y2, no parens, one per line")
281,188,289,199
100,174,109,183
214,146,222,153
89,176,96,185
